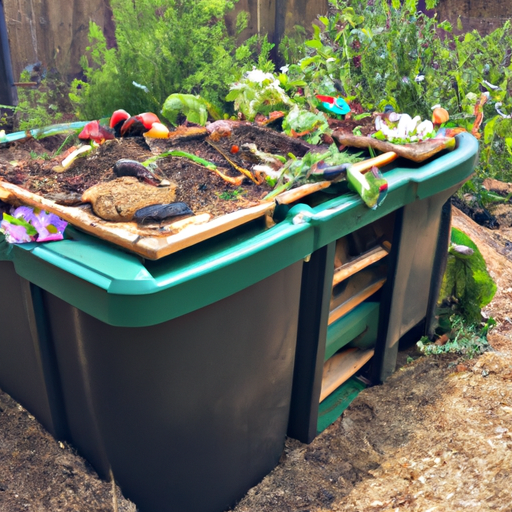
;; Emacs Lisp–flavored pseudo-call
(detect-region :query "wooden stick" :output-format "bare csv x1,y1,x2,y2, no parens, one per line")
320,348,374,402
275,181,331,205
328,278,386,325
206,140,259,184
13,82,38,88
353,151,398,174
332,245,390,286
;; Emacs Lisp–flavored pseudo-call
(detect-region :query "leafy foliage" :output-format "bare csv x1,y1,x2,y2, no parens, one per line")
218,188,246,200
264,144,363,198
277,1,512,181
417,229,496,359
13,71,64,130
278,25,308,65
459,177,512,210
282,106,330,144
225,65,294,121
438,228,497,324
70,0,264,120
283,3,439,116
417,316,493,358
161,94,209,126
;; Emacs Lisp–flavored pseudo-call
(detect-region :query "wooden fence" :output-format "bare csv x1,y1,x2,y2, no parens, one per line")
2,0,511,87
2,0,328,84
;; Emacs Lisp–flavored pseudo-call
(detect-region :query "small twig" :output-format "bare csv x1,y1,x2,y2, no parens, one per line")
13,82,38,88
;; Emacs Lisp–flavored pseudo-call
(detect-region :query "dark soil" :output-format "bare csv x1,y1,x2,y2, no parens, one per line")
451,195,500,230
0,390,136,511
0,124,316,221
328,114,376,138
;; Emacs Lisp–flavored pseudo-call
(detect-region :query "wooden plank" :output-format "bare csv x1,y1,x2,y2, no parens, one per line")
332,245,390,286
275,181,331,205
328,278,386,325
332,132,456,163
0,180,275,260
352,151,398,173
320,348,374,403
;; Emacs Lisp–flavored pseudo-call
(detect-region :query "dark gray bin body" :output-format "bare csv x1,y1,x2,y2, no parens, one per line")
0,213,313,511
42,262,303,512
0,261,65,438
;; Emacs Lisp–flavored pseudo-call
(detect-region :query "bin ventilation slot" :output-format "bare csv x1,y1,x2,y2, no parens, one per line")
329,278,386,325
332,242,390,287
320,348,374,403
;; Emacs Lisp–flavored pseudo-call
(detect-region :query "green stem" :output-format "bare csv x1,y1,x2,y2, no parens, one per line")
262,180,294,200
54,134,75,156
142,150,218,171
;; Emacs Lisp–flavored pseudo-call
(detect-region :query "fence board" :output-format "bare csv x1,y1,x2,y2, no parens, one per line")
4,0,507,88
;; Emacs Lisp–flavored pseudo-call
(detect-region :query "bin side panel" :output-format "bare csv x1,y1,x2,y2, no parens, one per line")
43,291,112,479
44,262,303,512
375,186,457,382
0,262,64,437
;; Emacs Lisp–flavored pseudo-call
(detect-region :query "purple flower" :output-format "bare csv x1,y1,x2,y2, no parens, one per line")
0,219,33,243
30,210,68,242
11,206,37,223
0,206,67,244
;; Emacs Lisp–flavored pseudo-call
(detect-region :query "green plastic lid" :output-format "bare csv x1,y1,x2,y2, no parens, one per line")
8,217,312,326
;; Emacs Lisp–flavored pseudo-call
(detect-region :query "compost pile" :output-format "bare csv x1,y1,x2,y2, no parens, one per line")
0,123,313,221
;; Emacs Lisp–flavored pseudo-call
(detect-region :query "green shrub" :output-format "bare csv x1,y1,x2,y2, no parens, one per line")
417,228,496,358
438,228,496,324
282,1,512,180
70,0,264,120
13,71,65,130
278,25,307,65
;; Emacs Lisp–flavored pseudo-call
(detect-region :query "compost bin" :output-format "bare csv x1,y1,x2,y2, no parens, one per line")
286,132,479,442
0,213,313,512
0,126,479,511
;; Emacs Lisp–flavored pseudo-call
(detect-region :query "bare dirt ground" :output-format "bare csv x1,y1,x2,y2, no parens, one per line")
233,351,512,512
1,130,512,510
0,390,136,511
